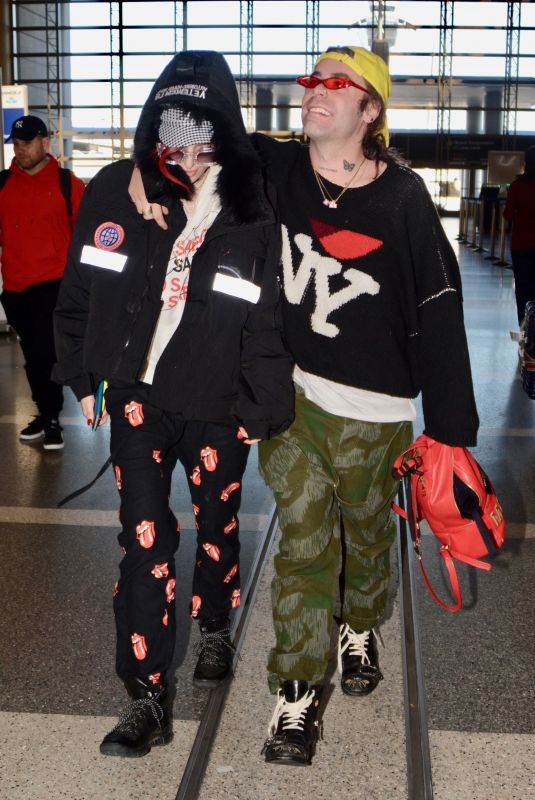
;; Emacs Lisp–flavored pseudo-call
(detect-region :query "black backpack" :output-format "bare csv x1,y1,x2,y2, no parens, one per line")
0,166,73,225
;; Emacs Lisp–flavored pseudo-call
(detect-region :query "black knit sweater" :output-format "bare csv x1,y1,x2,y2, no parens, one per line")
253,136,479,447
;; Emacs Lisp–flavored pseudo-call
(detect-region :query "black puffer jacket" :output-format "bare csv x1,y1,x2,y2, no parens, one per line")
53,52,294,440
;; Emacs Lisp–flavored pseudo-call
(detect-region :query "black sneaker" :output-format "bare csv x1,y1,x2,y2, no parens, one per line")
43,419,64,450
262,680,323,766
338,624,383,697
100,677,173,758
192,620,234,688
20,415,44,441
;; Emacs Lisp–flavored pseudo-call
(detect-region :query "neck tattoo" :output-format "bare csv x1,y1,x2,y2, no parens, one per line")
343,159,355,171
313,157,366,209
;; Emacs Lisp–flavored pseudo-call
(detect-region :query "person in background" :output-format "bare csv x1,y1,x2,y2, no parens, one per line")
128,45,478,767
503,145,535,332
0,115,85,450
53,50,293,759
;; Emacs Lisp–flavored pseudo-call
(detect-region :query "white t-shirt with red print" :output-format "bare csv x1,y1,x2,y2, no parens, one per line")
141,165,221,384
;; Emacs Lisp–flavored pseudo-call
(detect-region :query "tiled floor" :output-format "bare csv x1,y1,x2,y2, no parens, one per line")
1,219,533,800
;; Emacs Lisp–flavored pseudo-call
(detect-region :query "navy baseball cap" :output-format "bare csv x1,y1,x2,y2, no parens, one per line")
5,115,49,143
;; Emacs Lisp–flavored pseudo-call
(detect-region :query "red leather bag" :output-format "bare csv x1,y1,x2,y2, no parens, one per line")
392,434,505,611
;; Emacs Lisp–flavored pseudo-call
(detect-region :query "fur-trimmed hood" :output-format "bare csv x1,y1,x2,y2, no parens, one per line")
134,50,270,225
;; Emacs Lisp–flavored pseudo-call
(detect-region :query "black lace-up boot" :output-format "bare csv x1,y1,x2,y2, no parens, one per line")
262,680,323,766
100,676,173,757
338,623,383,697
193,618,234,688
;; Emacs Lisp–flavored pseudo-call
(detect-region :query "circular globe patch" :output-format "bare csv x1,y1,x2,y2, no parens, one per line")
94,221,125,251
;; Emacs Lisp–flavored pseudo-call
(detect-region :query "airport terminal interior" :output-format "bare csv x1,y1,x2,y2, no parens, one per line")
0,2,534,799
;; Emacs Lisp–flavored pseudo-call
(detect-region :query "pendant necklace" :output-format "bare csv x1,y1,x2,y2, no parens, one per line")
313,157,366,209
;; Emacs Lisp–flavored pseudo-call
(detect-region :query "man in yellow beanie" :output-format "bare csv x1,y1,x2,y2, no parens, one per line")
255,44,478,766
129,44,478,767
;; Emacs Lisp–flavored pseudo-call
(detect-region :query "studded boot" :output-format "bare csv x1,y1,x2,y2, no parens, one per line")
100,676,173,757
338,623,383,697
262,680,323,766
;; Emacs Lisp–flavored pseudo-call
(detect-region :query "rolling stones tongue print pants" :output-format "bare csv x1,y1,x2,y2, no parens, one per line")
106,384,249,683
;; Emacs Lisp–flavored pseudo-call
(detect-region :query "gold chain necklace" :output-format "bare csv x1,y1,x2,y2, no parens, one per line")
313,157,366,209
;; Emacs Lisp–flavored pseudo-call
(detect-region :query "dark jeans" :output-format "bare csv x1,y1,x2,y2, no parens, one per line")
511,247,535,326
1,278,63,420
106,384,250,682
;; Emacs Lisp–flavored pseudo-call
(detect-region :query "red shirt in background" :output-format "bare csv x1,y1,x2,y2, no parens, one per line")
0,155,85,291
503,175,535,252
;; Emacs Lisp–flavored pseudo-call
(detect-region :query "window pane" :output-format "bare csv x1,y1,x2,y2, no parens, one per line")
71,107,113,128
452,56,506,79
186,28,241,52
124,108,141,128
453,2,507,27
519,57,535,79
16,30,48,56
69,28,112,54
253,54,307,76
187,1,241,25
520,4,535,26
319,28,369,51
122,2,176,26
445,110,467,133
70,56,113,80
391,28,441,54
394,2,442,26
70,3,112,27
123,28,177,53
319,2,370,26
253,28,306,53
452,28,506,54
69,81,112,107
516,110,535,133
123,81,155,106
520,31,535,56
289,107,302,131
71,135,134,180
388,108,438,131
389,55,435,76
122,54,174,81
254,2,306,25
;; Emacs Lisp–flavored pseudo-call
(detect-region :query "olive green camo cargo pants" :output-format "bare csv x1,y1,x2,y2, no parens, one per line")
259,387,412,691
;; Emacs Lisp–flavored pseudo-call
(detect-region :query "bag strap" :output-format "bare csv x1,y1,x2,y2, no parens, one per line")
0,169,10,191
399,474,463,612
58,167,73,225
445,546,492,571
419,547,462,612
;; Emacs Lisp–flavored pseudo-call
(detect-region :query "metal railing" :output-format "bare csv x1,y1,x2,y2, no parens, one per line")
457,195,509,266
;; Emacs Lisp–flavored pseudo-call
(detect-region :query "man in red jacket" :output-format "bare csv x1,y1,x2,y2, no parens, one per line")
503,146,535,330
0,115,85,449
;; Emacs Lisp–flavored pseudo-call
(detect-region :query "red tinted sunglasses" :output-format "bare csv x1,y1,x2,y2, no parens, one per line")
296,74,370,94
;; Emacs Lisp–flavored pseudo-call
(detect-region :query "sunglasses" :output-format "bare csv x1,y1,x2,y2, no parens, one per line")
162,146,216,166
296,75,370,94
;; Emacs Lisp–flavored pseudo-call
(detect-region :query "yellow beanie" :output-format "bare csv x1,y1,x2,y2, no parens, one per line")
316,46,391,145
